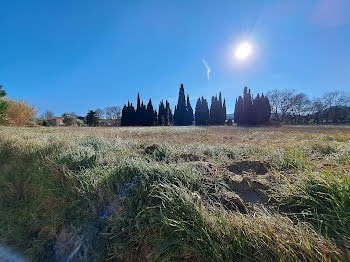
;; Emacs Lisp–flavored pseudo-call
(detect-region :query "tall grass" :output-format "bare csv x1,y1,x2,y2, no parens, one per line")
271,169,350,241
0,126,349,261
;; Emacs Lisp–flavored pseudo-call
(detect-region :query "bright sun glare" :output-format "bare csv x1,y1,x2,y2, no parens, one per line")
235,42,253,60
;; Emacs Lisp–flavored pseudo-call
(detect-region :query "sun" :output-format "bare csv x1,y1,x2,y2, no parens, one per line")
235,42,253,60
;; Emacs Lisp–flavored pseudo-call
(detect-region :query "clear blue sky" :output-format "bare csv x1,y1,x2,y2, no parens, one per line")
1,0,350,116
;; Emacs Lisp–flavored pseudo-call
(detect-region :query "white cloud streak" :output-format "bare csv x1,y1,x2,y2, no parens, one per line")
202,59,211,80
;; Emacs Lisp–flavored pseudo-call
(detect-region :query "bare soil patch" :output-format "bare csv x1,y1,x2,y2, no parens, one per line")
227,160,270,175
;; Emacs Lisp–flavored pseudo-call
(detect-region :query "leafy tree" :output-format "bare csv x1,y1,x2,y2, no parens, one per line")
0,85,8,124
5,99,36,126
85,110,99,126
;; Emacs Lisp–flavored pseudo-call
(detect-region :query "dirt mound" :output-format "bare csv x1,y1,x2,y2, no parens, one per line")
220,191,247,213
224,172,270,206
227,160,270,175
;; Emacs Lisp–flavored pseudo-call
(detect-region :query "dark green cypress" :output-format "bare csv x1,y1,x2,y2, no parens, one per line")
165,100,173,125
136,93,141,125
223,98,227,124
174,84,187,126
158,100,166,125
234,96,244,125
262,94,271,123
186,95,194,125
195,97,209,125
146,99,155,126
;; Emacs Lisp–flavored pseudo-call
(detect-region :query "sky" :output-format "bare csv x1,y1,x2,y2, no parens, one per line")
1,0,350,116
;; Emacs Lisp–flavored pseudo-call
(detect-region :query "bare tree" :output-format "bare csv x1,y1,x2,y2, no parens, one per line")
41,110,54,118
266,89,296,121
105,106,121,125
322,91,350,108
95,108,105,119
267,89,312,124
290,93,310,124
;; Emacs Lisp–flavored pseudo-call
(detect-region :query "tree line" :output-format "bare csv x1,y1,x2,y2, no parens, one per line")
266,89,350,124
120,84,228,126
1,82,349,127
234,87,271,125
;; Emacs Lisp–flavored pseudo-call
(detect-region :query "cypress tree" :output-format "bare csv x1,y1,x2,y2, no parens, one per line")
140,101,146,126
121,105,128,126
158,100,166,125
234,88,271,125
223,98,227,124
209,96,216,125
253,93,263,124
165,100,173,125
195,98,201,125
243,87,254,124
146,99,155,126
153,110,158,126
129,103,136,125
121,101,136,126
262,94,271,123
136,93,141,125
209,95,222,125
195,97,209,125
186,95,194,125
174,84,187,126
234,96,244,125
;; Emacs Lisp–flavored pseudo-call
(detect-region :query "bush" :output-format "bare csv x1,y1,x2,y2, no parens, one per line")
5,99,36,126
63,115,84,126
42,119,49,126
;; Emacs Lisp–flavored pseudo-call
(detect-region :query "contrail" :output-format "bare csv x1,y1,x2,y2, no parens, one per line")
202,59,211,80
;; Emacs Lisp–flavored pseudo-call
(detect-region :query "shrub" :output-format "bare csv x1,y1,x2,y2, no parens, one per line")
63,115,84,126
42,119,49,126
5,99,36,126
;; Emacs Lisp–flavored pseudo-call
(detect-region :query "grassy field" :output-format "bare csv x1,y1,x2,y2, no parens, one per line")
0,126,350,261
